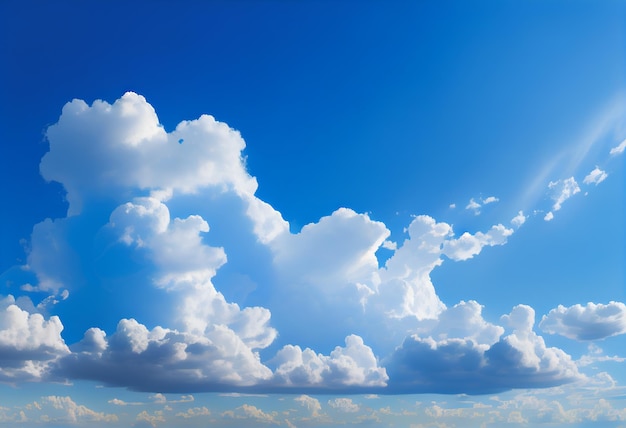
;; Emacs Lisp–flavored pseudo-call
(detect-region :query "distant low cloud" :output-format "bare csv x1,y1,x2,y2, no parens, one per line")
540,302,626,341
583,167,608,186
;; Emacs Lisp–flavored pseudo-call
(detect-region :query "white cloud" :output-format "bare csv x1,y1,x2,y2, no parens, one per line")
609,138,626,155
40,91,287,242
328,398,360,413
511,211,526,228
483,196,499,204
222,404,277,424
428,300,504,347
272,208,389,291
40,396,118,424
0,295,69,381
376,215,449,320
583,166,608,185
466,198,482,214
443,224,513,261
7,93,591,397
544,211,554,222
539,302,626,340
54,318,273,391
273,335,388,388
176,406,211,419
577,344,626,367
135,410,165,427
548,177,580,212
294,395,322,417
386,305,580,394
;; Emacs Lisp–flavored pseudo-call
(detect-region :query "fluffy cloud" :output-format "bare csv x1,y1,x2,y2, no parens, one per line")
443,224,513,261
222,404,277,424
583,167,608,185
0,295,68,382
386,305,580,394
539,302,626,340
294,395,322,417
40,91,287,243
40,396,118,424
3,93,588,396
272,335,388,389
53,319,273,391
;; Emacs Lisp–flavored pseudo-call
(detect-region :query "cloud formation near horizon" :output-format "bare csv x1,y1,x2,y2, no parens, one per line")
3,92,623,395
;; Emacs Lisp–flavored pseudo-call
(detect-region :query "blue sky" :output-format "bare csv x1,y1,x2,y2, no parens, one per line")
1,1,625,426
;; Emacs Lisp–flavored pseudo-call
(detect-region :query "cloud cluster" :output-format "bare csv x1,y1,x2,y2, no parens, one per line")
540,302,626,341
386,305,580,394
1,93,587,395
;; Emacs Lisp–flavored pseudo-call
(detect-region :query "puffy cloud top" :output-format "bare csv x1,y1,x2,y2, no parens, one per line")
540,302,626,341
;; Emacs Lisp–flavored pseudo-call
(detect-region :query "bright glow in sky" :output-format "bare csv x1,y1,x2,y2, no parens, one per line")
1,1,625,427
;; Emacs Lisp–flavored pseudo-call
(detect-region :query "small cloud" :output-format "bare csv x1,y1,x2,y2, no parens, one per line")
583,167,608,186
482,196,499,205
544,212,554,222
465,196,498,215
548,177,580,211
510,211,526,228
465,198,482,215
449,203,456,209
609,138,626,155
328,398,360,413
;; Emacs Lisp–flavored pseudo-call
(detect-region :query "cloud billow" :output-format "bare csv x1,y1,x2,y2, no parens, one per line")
0,93,585,395
540,302,626,341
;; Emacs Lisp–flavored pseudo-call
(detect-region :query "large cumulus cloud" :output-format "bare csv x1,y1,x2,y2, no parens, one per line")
386,305,580,394
1,93,584,394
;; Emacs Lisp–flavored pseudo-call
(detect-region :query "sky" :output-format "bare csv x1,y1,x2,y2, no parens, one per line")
0,1,625,427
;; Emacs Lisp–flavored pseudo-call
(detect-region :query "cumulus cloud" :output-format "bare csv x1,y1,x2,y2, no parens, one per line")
222,404,277,424
176,406,211,419
38,396,118,424
442,224,513,261
272,335,388,389
294,395,322,417
583,167,608,185
53,318,273,391
539,302,626,340
0,295,68,382
2,92,587,396
386,305,580,394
